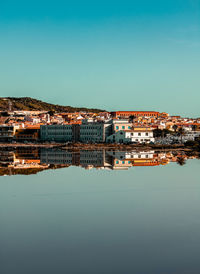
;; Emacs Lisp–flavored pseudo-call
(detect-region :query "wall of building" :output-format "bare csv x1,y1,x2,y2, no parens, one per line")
79,121,112,143
40,125,73,142
111,111,161,118
107,130,155,144
0,126,15,142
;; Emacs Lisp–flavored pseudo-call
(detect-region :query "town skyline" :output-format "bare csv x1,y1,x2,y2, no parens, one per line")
0,96,199,118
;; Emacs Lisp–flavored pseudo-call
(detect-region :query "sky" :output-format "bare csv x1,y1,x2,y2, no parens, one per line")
0,0,200,117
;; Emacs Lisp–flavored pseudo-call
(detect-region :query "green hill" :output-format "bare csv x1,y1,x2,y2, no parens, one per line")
0,97,105,113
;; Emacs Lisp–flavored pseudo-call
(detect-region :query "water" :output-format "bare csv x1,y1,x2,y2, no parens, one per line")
0,148,200,274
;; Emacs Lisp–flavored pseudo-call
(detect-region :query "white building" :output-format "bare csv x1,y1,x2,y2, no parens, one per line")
106,129,155,144
112,119,133,132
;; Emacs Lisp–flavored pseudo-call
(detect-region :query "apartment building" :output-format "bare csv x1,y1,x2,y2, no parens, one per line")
107,128,155,144
110,111,162,119
0,125,17,142
15,127,40,142
79,119,112,143
112,119,133,132
40,124,73,142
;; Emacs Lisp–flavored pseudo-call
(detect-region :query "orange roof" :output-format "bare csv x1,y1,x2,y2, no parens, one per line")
24,124,41,129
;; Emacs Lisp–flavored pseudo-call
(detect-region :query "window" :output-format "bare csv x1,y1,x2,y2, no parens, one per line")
116,160,119,164
145,133,148,136
122,126,125,129
122,161,125,164
128,126,131,129
116,126,119,129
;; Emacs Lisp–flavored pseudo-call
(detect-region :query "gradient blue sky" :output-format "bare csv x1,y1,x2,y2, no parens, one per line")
0,0,199,116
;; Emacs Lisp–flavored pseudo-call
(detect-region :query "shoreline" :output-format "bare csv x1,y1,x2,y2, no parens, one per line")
0,142,199,153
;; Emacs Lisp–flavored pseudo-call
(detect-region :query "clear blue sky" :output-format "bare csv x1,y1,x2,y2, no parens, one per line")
0,0,199,117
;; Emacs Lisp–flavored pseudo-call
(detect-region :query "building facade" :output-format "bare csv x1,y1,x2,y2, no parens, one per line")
40,124,73,142
0,126,16,142
79,120,112,143
110,111,167,119
107,129,155,144
112,119,133,132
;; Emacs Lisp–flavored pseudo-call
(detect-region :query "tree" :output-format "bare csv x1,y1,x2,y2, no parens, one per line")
153,129,163,138
153,128,172,138
176,156,186,166
0,111,10,117
178,127,185,144
129,115,136,123
48,110,55,116
172,124,178,133
192,124,197,131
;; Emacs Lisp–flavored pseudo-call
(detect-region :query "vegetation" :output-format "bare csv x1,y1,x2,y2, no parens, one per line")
185,140,200,151
153,128,172,138
0,97,105,113
129,115,136,123
172,124,178,132
176,156,186,166
178,127,185,143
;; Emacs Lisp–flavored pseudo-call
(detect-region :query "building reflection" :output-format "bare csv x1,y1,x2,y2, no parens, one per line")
0,147,199,176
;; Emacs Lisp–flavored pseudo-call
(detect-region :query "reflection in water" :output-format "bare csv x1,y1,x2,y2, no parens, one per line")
1,147,200,274
0,147,199,176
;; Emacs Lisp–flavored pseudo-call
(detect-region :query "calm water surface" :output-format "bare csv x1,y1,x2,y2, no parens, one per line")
0,159,200,274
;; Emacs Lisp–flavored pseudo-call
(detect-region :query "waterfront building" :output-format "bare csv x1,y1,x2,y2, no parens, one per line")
107,127,155,144
40,124,73,142
15,127,40,142
0,125,17,142
79,119,112,143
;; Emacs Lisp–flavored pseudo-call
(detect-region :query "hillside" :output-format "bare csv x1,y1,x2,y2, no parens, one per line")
0,97,105,113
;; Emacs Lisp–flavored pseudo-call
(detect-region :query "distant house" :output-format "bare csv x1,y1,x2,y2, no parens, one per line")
110,111,168,119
